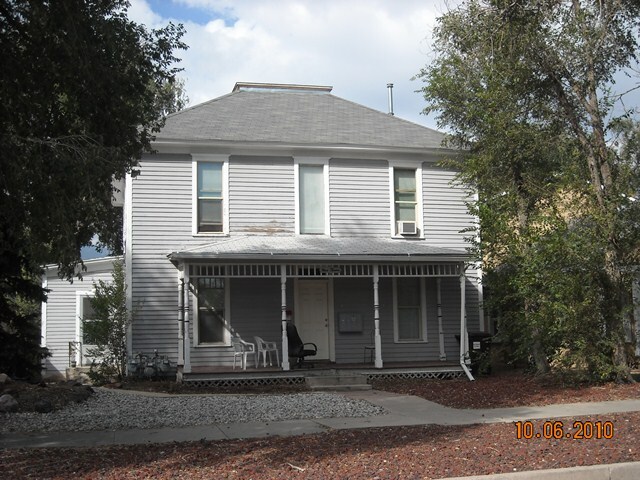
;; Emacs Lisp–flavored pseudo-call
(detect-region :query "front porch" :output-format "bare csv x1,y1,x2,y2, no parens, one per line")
166,236,481,382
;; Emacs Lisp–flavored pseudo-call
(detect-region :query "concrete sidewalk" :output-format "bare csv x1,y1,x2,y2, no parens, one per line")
2,390,640,479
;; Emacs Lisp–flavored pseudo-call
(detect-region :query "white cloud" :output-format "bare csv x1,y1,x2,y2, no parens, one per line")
127,0,165,28
128,0,457,129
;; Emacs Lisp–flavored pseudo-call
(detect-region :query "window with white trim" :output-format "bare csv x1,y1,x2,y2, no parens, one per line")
80,295,98,345
299,164,325,234
295,158,329,235
197,162,223,233
393,278,427,342
394,168,418,235
196,277,230,345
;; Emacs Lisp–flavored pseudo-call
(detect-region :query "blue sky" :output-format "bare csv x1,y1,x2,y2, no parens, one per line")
146,0,235,25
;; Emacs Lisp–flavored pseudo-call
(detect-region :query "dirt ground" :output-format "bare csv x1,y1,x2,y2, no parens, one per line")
2,371,640,479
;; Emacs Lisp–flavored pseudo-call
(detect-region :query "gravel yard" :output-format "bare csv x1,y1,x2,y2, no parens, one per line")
0,389,385,433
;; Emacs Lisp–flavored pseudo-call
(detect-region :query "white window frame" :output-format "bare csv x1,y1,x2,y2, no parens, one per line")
294,157,330,235
193,277,232,347
392,278,428,343
75,290,96,366
388,161,424,238
192,154,229,236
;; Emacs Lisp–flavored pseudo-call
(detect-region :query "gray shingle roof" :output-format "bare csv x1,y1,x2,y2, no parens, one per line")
169,236,468,262
156,85,447,150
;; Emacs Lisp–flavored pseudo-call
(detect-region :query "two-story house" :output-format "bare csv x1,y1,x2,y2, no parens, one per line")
42,82,484,381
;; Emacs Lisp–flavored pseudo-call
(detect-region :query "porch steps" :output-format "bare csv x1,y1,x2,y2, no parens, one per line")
305,373,372,391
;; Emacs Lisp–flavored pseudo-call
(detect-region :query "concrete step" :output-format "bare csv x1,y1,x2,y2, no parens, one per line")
305,374,372,391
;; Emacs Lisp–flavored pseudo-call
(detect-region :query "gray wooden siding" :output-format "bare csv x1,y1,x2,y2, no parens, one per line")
43,264,114,378
129,153,481,368
423,164,474,249
130,154,194,362
229,156,295,235
333,278,375,363
329,158,390,237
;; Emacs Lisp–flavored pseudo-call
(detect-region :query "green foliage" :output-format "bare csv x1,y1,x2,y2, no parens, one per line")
0,1,187,278
0,269,50,380
83,261,130,385
0,1,186,375
417,0,640,381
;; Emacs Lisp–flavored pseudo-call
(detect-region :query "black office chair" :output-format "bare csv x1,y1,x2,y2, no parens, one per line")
286,323,317,368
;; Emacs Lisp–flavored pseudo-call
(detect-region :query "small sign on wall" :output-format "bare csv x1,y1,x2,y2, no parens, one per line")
338,312,363,333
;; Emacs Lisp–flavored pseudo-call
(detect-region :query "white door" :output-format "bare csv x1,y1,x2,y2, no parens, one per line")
296,280,330,359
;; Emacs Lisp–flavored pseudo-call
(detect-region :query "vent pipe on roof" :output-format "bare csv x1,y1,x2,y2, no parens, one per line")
387,83,394,116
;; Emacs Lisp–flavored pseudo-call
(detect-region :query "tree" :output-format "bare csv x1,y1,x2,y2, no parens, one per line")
83,260,130,384
0,271,49,380
0,0,186,376
417,0,640,380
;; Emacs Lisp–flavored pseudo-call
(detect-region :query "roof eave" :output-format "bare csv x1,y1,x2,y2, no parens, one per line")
149,139,459,158
168,252,470,264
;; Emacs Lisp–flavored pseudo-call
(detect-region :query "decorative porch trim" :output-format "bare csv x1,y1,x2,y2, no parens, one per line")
182,368,464,389
366,370,464,381
188,262,461,278
186,376,306,388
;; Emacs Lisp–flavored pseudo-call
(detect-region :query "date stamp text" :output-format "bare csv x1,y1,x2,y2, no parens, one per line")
515,420,614,440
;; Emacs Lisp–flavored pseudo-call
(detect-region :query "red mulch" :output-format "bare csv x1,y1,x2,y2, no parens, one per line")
2,371,640,479
372,370,640,408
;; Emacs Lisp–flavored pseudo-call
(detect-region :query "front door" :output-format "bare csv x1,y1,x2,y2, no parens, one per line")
296,280,330,359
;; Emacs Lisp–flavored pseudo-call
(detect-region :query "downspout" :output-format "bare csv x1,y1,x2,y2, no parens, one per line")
460,265,474,381
281,264,290,370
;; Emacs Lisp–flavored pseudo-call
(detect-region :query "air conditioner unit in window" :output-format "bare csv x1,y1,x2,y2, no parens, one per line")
397,221,417,235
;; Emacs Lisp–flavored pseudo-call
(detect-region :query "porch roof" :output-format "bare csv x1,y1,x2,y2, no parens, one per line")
168,236,469,263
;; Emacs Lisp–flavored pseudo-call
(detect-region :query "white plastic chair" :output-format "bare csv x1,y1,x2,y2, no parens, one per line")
232,337,255,370
254,336,280,367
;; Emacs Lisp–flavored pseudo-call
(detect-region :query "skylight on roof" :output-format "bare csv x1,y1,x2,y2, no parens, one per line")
232,82,332,94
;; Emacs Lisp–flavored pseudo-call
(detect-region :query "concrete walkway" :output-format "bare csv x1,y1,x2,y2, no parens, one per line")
2,390,640,479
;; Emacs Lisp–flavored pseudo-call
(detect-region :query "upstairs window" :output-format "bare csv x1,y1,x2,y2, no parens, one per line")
197,162,223,233
298,164,327,234
394,168,417,232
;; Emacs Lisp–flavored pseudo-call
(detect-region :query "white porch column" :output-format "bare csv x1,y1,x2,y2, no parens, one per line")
183,265,191,373
460,264,474,380
281,264,290,371
373,265,383,368
177,267,185,367
437,278,446,361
